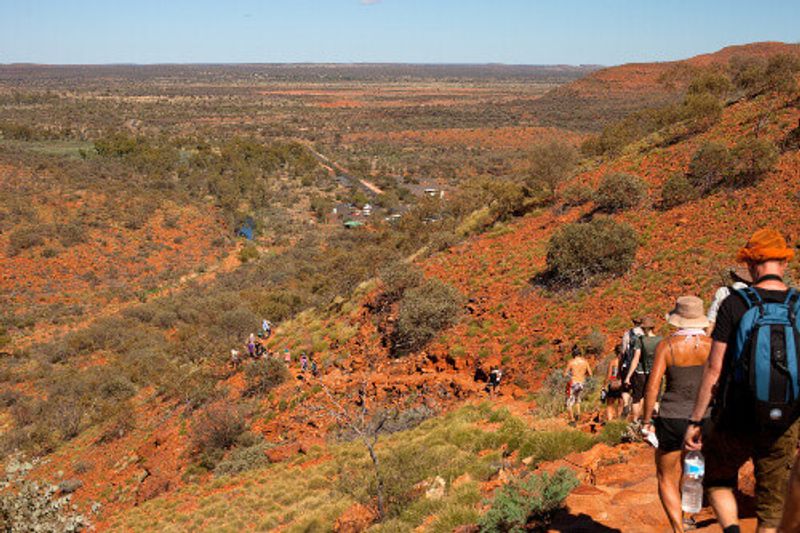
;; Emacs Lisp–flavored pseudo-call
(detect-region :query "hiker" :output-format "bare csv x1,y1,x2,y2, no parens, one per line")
707,266,752,331
624,316,662,421
310,358,319,377
565,348,592,423
620,318,645,416
283,348,291,365
262,318,273,338
642,296,712,533
603,344,624,421
300,352,308,372
246,339,256,358
230,348,241,369
684,229,800,533
487,367,503,396
255,340,266,358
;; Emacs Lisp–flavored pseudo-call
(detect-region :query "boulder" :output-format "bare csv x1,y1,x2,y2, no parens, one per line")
333,503,377,533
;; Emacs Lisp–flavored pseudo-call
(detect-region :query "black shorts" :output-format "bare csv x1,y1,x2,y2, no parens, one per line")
631,372,648,403
655,417,704,453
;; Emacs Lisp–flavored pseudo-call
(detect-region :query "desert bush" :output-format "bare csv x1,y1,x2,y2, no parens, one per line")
581,329,605,356
661,173,698,209
238,243,259,263
7,225,44,256
681,92,723,132
380,262,424,303
392,279,463,355
687,70,733,99
214,439,272,476
730,53,800,97
242,358,289,397
687,142,733,193
545,218,638,286
559,183,594,208
477,468,578,532
191,401,246,456
57,221,87,247
526,141,578,203
732,137,779,185
594,173,648,213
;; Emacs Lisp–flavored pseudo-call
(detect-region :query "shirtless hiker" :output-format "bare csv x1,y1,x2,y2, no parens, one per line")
565,348,592,422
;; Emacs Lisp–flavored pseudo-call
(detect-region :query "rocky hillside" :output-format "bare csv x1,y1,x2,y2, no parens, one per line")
1,44,799,531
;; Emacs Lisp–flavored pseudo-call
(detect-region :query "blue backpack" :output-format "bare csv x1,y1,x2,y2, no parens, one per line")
730,287,800,428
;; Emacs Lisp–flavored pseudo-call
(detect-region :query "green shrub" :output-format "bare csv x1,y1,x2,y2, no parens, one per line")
687,70,733,99
191,401,246,456
242,357,290,397
238,243,260,263
594,173,648,213
545,218,639,286
732,137,779,186
687,142,733,193
661,173,698,209
581,329,605,356
526,141,578,204
681,92,723,133
392,279,463,355
477,468,578,532
559,184,594,208
57,221,87,247
214,439,272,476
7,225,44,256
380,262,424,303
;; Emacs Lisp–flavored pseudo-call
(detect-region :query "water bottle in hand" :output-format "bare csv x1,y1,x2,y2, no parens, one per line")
681,451,705,514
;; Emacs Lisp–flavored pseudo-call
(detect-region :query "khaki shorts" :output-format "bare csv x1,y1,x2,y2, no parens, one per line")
704,419,800,528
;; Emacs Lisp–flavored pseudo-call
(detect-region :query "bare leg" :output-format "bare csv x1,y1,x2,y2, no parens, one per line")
656,449,684,532
631,401,643,421
780,454,800,532
708,487,739,529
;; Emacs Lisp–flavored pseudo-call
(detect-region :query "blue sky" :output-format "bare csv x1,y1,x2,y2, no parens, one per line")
1,0,798,65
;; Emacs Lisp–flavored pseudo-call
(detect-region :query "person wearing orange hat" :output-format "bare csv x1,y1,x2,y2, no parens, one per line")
684,229,798,533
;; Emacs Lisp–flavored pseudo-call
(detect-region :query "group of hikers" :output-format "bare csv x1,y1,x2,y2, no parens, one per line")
229,318,319,376
563,230,800,532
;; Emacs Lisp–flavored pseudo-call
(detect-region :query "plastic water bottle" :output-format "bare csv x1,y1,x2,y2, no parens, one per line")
681,451,705,514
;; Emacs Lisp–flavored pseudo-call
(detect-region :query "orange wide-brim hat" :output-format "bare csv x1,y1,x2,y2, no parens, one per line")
736,229,795,263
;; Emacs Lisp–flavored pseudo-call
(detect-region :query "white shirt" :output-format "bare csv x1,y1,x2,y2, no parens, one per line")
707,282,748,324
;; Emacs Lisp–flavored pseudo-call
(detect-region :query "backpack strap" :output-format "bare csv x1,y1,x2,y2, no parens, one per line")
734,286,760,309
786,288,800,400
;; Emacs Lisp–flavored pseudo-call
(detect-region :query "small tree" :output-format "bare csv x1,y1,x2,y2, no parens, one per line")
732,137,779,185
527,141,578,203
681,92,723,133
594,173,648,213
687,70,733,99
687,142,733,193
764,54,800,95
191,401,246,456
545,218,639,286
242,358,289,397
392,279,463,355
661,173,698,209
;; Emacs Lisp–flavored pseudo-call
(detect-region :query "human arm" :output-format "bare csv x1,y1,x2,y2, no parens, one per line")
624,348,641,384
642,343,667,425
683,340,726,451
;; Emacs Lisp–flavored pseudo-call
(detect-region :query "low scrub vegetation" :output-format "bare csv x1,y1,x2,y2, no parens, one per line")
594,173,648,213
545,218,639,287
392,279,464,355
478,467,578,532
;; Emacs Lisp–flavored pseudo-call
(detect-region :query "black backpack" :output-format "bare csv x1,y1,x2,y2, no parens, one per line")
619,329,642,378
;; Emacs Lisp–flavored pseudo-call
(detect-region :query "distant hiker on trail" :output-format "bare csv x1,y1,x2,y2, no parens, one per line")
247,338,256,359
684,229,800,533
620,318,645,416
230,348,241,369
300,352,308,373
707,266,752,332
642,296,712,533
487,367,503,396
565,349,592,423
624,316,662,421
603,344,624,421
255,340,266,358
284,348,291,365
262,319,273,338
310,358,319,377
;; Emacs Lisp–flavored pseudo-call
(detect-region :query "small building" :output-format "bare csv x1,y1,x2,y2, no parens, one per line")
424,188,444,198
362,203,373,217
236,217,256,240
343,220,364,229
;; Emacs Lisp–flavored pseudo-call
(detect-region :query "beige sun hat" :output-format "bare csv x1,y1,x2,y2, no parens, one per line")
665,296,709,329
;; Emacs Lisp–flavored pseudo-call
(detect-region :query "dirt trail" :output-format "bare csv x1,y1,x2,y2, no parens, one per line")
302,142,385,195
546,443,758,533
